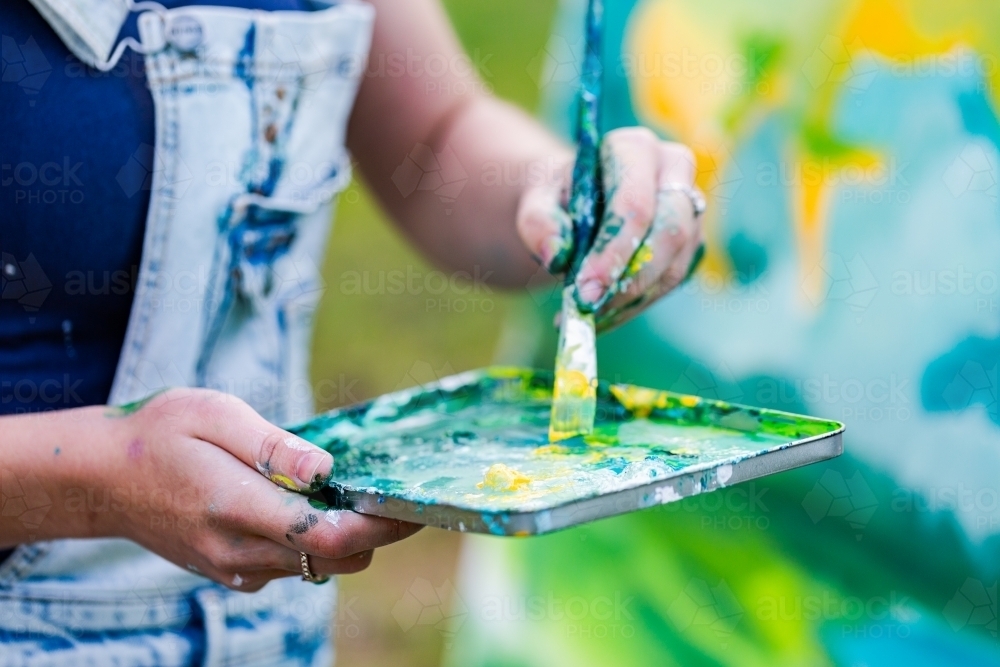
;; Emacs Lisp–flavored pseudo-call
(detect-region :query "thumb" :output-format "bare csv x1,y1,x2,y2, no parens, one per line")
253,429,333,493
188,392,333,492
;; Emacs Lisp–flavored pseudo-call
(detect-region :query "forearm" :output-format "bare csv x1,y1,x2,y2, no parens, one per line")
369,95,571,286
347,0,572,287
435,97,571,286
0,407,119,547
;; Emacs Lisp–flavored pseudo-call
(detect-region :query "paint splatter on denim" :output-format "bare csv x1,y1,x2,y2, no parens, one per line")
3,1,373,663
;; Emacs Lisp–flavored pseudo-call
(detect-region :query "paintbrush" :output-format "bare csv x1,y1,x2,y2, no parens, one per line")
549,0,603,442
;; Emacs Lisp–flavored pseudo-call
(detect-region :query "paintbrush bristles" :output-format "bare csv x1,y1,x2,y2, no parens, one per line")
549,286,597,441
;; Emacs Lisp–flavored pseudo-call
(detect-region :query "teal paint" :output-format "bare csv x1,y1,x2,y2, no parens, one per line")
289,368,842,522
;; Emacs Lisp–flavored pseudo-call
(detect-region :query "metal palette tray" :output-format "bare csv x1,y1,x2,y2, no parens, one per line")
289,367,843,536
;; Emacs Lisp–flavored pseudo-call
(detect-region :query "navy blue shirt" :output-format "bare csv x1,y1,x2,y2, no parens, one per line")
1,0,311,416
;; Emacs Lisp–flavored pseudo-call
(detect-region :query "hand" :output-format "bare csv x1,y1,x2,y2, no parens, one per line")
89,388,421,591
516,127,704,332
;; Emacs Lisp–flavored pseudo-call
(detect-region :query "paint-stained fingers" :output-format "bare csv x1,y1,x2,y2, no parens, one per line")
235,480,422,559
595,240,704,335
594,143,702,331
573,127,659,311
282,508,423,560
650,141,702,293
599,191,690,311
189,533,374,590
516,178,574,273
596,163,701,314
187,392,333,492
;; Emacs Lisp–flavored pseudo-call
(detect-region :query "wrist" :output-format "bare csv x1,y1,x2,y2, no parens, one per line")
0,406,129,545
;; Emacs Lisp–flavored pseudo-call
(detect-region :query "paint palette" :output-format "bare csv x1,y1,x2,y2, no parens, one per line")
289,367,843,536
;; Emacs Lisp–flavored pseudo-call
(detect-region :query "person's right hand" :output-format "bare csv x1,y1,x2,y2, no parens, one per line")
86,388,421,591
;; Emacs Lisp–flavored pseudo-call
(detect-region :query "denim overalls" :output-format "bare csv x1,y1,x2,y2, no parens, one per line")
1,0,373,663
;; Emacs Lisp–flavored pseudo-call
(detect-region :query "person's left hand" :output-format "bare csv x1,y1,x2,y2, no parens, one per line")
516,126,705,332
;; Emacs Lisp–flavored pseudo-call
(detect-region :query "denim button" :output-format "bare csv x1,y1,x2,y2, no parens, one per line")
168,15,203,52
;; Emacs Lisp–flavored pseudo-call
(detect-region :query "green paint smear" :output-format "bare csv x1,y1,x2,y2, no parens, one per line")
288,368,842,514
105,389,167,418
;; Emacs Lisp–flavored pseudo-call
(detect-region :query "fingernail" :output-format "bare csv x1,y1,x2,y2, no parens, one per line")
538,237,556,267
296,451,332,490
576,279,604,308
542,235,570,272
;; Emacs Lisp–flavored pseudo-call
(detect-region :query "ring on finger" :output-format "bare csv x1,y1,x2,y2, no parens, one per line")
300,552,329,584
660,182,707,218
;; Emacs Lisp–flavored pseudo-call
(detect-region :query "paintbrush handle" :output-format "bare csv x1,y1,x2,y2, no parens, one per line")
566,0,603,284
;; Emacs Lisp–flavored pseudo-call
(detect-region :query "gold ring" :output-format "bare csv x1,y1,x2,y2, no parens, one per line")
299,552,329,584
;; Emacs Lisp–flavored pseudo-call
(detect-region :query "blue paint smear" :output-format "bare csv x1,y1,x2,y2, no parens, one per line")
957,89,1000,148
234,24,256,90
921,336,1000,426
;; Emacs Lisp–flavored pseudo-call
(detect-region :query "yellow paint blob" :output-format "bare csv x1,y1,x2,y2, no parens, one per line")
553,369,598,400
679,395,701,408
610,384,668,417
611,384,706,417
477,463,531,492
625,243,655,277
533,444,571,457
270,473,298,490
